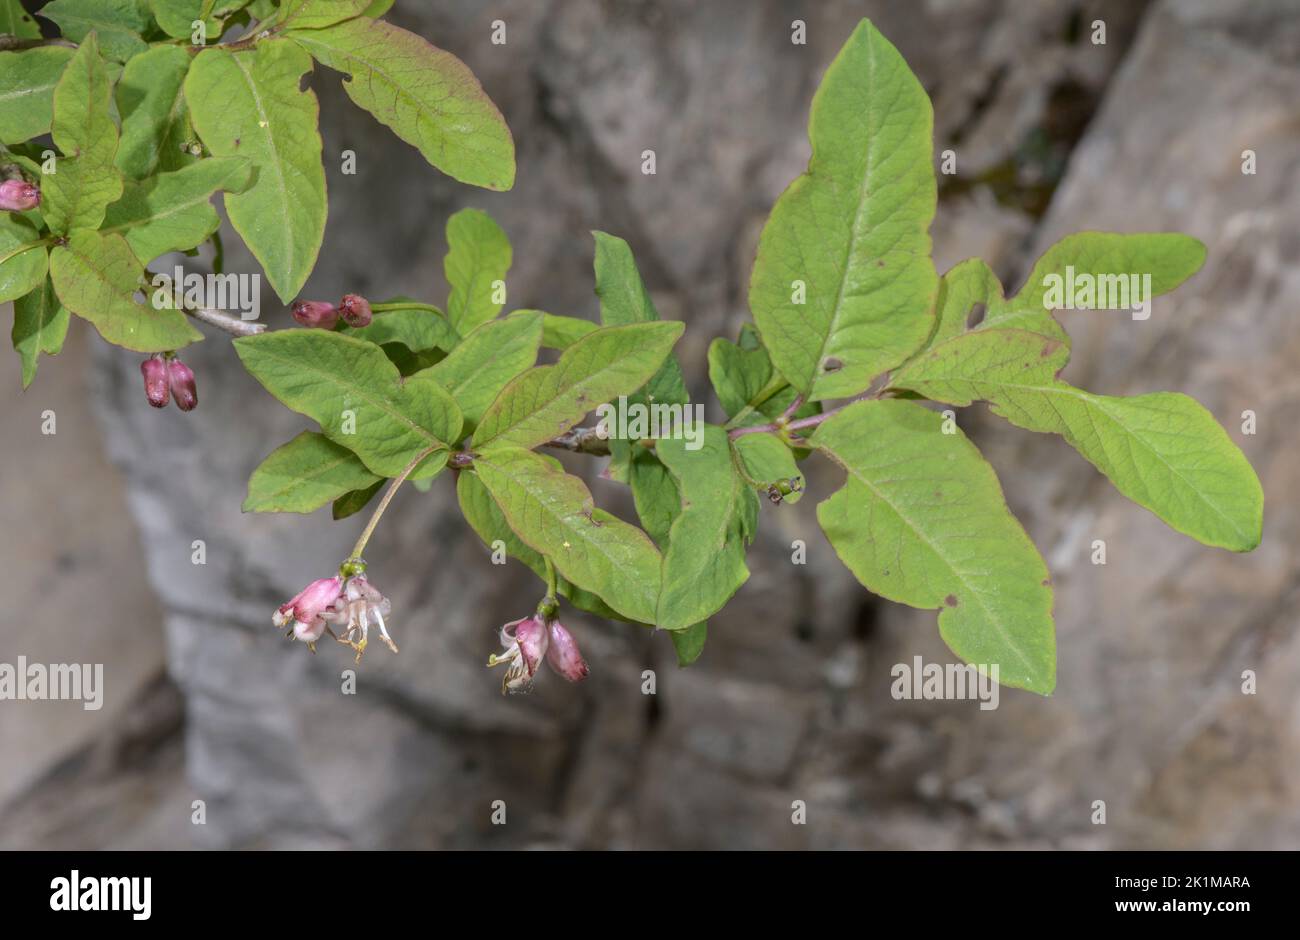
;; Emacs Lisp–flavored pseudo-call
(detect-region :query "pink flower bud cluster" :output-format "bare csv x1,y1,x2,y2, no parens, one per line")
290,293,373,329
140,354,197,411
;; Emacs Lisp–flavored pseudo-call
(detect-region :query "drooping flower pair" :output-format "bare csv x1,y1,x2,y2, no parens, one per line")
290,293,372,329
273,566,396,662
140,354,197,411
488,614,589,693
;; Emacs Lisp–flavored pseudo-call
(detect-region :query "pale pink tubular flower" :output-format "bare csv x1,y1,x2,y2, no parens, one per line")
322,575,396,662
273,576,343,652
488,615,589,693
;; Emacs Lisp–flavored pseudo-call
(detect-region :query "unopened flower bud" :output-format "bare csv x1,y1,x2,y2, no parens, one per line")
140,355,169,408
168,358,198,412
338,293,372,328
291,299,339,329
0,179,40,212
545,620,589,682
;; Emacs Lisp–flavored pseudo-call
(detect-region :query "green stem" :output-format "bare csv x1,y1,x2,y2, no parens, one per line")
347,445,440,561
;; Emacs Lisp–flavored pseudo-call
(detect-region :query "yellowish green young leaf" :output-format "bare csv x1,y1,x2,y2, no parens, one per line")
50,230,202,352
150,0,248,40
285,17,515,190
102,157,253,263
425,311,541,427
456,467,624,622
115,45,198,180
233,329,462,478
472,321,684,451
345,305,457,354
656,426,758,631
43,34,124,234
593,231,687,407
0,47,77,144
276,0,369,29
443,208,511,335
920,234,1207,359
813,399,1056,694
891,327,1263,552
507,309,597,351
749,19,938,402
243,430,381,513
11,278,70,389
185,40,327,302
472,446,662,624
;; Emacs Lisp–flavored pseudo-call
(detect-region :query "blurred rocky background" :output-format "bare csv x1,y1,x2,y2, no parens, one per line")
1,0,1297,848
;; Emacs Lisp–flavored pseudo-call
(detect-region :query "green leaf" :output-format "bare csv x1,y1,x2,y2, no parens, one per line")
472,321,684,451
185,40,327,302
508,309,597,350
361,0,392,16
670,622,707,667
593,231,687,407
50,229,201,352
443,207,511,335
277,0,369,28
285,17,515,190
102,157,252,262
150,0,248,39
891,327,1262,552
733,432,803,504
656,426,757,631
426,311,541,427
232,329,463,477
812,398,1056,694
11,277,70,389
708,324,816,429
332,478,383,520
472,446,662,624
40,0,150,61
243,430,382,513
993,232,1206,331
455,467,623,621
0,214,48,304
115,44,198,180
749,19,938,402
43,34,124,234
0,47,77,144
0,0,40,37
344,301,456,354
627,447,679,549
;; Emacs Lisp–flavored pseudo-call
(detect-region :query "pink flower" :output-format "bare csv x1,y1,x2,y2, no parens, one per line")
0,179,40,212
168,358,197,411
338,293,372,328
273,577,344,651
322,575,396,662
291,299,339,329
488,615,589,693
140,355,169,408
